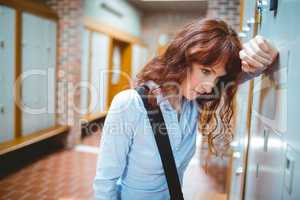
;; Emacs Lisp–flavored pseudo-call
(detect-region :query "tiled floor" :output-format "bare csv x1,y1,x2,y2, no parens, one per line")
0,128,226,200
0,131,101,200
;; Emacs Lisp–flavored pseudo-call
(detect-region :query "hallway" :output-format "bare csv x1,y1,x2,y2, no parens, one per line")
0,131,226,200
1,0,300,199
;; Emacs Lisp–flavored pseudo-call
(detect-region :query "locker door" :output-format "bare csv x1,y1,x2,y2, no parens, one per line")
285,0,300,158
283,146,300,200
21,12,57,135
245,0,296,199
283,0,300,199
131,44,148,81
44,19,57,128
258,127,285,200
228,0,257,199
80,29,91,115
90,32,110,114
0,5,15,143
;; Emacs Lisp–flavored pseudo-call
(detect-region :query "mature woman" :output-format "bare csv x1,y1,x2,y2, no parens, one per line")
93,18,278,200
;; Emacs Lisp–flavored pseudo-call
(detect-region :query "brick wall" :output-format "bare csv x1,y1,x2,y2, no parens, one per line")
141,11,206,58
207,0,241,31
45,0,84,147
141,0,240,57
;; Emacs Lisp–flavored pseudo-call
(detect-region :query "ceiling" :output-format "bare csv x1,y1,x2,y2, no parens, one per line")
127,0,208,13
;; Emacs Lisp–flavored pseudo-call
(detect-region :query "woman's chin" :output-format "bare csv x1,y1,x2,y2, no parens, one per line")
184,91,198,101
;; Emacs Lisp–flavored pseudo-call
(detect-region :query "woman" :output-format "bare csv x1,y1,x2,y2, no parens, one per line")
93,18,278,200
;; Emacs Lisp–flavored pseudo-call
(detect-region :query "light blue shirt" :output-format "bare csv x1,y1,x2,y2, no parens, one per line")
93,81,200,200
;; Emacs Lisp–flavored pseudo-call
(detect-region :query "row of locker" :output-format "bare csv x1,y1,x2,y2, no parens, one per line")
229,0,300,200
0,3,149,145
0,5,57,143
80,28,148,116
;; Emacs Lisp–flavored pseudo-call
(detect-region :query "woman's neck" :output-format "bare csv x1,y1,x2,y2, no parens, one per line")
168,95,184,113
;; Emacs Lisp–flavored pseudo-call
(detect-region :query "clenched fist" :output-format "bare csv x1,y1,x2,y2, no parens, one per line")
239,35,279,73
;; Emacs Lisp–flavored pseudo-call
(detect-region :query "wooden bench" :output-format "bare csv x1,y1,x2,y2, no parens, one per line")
80,112,107,135
81,112,107,124
0,125,69,156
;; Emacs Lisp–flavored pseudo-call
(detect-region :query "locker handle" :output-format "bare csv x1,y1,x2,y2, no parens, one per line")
285,154,295,195
269,0,278,12
263,129,269,152
235,167,243,175
0,105,4,114
246,18,255,26
242,25,250,33
238,32,247,39
233,151,241,159
0,41,4,49
256,163,260,178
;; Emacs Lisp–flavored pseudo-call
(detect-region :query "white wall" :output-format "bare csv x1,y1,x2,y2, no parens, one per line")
84,0,141,37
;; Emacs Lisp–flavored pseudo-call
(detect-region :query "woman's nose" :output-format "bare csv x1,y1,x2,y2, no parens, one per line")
203,85,213,94
202,79,216,94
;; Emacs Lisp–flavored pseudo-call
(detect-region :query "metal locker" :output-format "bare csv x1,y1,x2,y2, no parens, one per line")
286,17,300,155
21,12,57,135
0,5,15,143
131,44,148,81
255,127,285,200
229,81,254,200
44,19,57,128
283,0,300,199
282,146,300,200
80,29,91,115
90,32,110,114
245,0,300,199
229,0,258,199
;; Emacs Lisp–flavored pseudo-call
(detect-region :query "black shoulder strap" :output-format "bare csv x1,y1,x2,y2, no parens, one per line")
135,85,184,200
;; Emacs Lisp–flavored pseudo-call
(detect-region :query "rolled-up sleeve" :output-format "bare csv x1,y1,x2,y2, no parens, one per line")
93,90,140,200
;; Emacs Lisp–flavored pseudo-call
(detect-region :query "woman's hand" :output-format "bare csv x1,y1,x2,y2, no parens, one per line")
239,35,279,73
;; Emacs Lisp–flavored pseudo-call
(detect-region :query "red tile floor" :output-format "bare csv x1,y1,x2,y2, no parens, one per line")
0,128,226,200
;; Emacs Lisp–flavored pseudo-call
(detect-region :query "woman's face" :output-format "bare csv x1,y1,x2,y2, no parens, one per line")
180,62,227,100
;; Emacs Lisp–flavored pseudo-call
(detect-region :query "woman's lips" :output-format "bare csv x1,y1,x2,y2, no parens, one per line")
192,89,203,96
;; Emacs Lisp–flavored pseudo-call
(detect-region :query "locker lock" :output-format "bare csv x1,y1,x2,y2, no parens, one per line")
285,149,295,195
269,0,278,12
235,166,243,175
0,105,4,114
263,128,269,152
0,41,4,49
257,0,268,25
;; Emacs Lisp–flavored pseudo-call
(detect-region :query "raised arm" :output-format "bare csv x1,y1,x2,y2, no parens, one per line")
238,35,279,84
